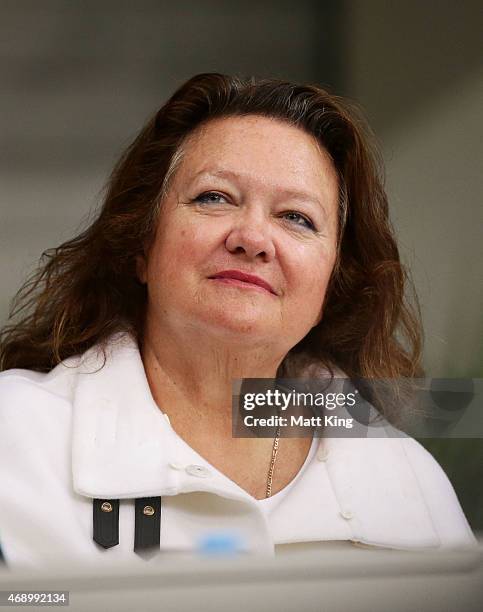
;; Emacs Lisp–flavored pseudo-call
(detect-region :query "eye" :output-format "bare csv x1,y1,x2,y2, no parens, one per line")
193,191,229,204
281,211,316,231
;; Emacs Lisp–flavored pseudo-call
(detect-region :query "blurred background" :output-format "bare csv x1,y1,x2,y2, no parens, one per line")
1,1,482,529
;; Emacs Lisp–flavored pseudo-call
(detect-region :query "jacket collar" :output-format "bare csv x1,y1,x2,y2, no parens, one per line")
71,332,182,499
70,332,440,549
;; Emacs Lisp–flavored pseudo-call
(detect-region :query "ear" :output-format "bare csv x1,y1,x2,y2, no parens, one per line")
135,254,147,284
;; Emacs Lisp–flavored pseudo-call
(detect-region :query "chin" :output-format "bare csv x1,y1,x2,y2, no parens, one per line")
197,311,272,340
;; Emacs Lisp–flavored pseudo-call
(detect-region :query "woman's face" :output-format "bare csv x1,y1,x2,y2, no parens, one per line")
139,115,340,352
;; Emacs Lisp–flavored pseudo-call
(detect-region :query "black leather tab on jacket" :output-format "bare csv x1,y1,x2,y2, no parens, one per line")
93,499,120,549
134,497,161,553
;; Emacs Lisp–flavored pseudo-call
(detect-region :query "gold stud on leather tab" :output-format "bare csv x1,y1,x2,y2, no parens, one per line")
134,497,161,553
93,499,120,549
101,501,113,513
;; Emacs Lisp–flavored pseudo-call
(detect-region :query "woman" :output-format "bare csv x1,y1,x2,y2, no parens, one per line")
0,73,476,568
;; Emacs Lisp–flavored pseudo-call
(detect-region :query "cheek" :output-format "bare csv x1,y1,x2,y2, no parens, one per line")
285,248,335,316
147,227,195,280
286,243,335,291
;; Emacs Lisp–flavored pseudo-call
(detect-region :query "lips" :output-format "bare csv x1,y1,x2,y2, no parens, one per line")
208,269,276,295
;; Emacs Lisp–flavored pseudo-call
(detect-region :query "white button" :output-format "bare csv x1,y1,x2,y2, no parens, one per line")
340,510,353,520
186,464,211,478
168,462,184,470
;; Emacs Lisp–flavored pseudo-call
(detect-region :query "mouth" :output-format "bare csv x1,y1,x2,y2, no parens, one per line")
208,270,277,295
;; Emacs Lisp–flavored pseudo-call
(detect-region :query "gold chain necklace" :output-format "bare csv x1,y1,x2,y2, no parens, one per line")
265,425,281,498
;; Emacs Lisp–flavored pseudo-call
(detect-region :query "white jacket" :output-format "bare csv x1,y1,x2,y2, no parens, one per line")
0,333,476,568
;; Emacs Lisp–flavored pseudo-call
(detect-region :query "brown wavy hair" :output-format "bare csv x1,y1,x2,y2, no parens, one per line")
0,72,423,394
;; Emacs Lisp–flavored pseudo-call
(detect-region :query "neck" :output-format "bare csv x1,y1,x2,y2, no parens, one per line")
140,319,286,440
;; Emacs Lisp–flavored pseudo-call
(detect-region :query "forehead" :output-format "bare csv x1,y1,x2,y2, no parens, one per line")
173,115,339,201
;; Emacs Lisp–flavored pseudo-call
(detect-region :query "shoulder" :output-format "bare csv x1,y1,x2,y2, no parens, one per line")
397,437,477,548
0,365,84,567
285,362,478,549
0,362,82,465
0,332,137,440
0,363,77,423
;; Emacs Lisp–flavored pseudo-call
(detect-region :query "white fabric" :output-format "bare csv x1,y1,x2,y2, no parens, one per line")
0,332,477,569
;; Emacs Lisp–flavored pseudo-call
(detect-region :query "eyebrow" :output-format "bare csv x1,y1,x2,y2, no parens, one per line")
190,168,329,219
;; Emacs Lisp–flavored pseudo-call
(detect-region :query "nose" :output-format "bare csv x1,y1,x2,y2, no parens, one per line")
225,208,276,261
